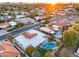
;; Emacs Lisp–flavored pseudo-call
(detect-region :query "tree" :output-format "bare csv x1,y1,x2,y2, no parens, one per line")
44,51,52,57
7,34,13,42
32,50,41,57
26,12,38,18
67,13,71,16
71,23,79,31
43,17,49,24
63,28,79,49
0,20,5,23
15,22,25,28
76,7,79,16
75,21,79,24
76,7,79,11
24,45,36,56
11,13,16,19
56,40,62,47
48,35,55,42
37,48,48,57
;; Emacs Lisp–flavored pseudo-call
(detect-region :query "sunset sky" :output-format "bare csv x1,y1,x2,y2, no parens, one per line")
0,0,79,3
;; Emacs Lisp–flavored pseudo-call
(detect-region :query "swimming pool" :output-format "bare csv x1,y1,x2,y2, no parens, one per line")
40,42,57,49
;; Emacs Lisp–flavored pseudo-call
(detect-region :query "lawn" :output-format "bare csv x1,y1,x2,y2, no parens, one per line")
37,48,48,57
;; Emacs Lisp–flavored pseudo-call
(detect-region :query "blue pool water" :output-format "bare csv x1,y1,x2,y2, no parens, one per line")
40,42,57,49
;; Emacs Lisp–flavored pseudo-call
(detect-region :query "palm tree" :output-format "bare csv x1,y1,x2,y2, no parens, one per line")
44,51,52,57
24,45,36,56
55,41,63,57
56,39,62,47
7,34,13,42
63,28,79,49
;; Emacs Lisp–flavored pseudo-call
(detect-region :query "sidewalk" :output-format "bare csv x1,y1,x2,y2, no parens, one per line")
0,30,9,36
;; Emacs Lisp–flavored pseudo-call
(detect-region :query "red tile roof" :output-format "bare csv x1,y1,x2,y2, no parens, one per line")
0,40,20,57
55,19,70,27
23,32,37,39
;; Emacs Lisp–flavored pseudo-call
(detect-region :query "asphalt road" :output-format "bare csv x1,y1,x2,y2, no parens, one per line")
0,23,40,40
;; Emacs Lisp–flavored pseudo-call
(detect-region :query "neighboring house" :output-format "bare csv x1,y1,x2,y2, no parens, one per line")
0,16,7,20
0,40,20,57
7,16,13,19
0,23,9,29
46,24,60,31
13,29,47,50
34,16,45,21
37,11,44,16
3,13,8,16
48,17,57,22
16,15,25,19
8,21,17,27
15,18,35,24
14,11,21,15
53,19,71,28
0,21,17,29
39,27,55,35
21,12,29,15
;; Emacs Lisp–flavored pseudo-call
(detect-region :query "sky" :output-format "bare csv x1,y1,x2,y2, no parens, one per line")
0,0,79,3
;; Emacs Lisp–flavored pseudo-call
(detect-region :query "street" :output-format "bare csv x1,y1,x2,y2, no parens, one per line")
0,23,40,40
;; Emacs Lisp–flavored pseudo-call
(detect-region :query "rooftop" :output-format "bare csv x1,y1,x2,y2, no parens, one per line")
0,40,20,57
14,29,47,50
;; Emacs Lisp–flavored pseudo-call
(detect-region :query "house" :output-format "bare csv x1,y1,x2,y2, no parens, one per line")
53,19,71,28
46,24,60,31
7,16,12,19
3,13,8,15
15,18,35,24
21,12,29,15
39,27,55,35
0,40,20,57
13,29,47,50
16,15,25,19
0,16,7,20
34,16,45,21
14,11,21,15
8,21,17,27
0,22,10,29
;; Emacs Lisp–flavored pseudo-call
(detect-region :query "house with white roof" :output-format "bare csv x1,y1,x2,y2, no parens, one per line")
15,18,35,24
21,12,29,15
34,16,45,21
16,15,25,19
39,27,55,35
14,11,21,15
0,16,7,20
8,21,17,27
46,24,60,31
13,29,47,50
